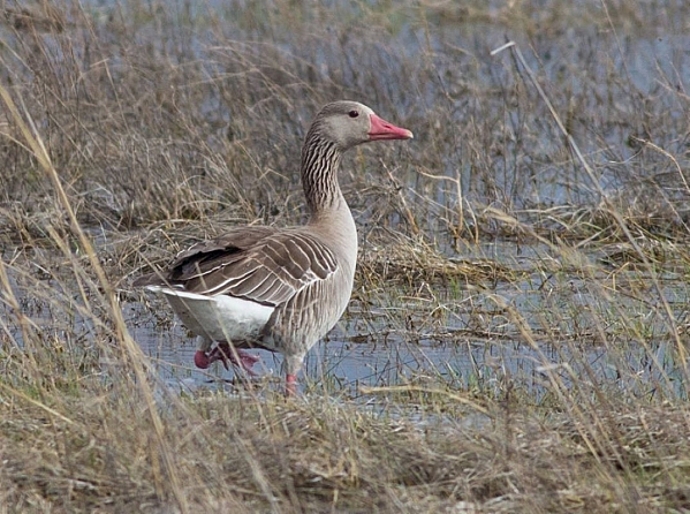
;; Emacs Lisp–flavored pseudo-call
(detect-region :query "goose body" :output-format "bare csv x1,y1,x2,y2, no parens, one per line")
134,101,413,393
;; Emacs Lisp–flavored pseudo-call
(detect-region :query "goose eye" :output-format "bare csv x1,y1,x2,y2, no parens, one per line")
348,110,359,118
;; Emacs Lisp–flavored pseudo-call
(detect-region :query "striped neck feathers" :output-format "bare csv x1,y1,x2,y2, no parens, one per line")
301,132,344,214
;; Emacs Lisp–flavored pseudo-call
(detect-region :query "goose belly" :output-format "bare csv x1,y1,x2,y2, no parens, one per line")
265,265,355,354
147,286,273,342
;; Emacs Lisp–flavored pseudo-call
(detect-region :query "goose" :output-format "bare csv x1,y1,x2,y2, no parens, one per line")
134,101,413,394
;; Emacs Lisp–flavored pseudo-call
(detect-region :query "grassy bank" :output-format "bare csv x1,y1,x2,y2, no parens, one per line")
1,0,690,512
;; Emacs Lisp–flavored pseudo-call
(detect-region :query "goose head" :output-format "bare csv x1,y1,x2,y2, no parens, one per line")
311,101,413,150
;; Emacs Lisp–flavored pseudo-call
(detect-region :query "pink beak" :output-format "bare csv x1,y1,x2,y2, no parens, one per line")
368,113,414,141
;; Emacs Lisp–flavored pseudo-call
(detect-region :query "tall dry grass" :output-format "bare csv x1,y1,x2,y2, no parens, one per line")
1,0,690,512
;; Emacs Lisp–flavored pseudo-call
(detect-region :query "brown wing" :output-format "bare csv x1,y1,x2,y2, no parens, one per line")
133,226,275,288
167,226,276,276
140,226,339,307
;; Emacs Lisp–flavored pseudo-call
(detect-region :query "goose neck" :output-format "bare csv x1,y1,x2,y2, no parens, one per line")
301,134,343,214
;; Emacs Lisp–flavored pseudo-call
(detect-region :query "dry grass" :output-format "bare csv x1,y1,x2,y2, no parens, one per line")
2,0,690,512
2,383,690,513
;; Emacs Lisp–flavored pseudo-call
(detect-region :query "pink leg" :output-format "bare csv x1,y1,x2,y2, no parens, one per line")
194,350,213,369
194,342,260,376
286,374,298,396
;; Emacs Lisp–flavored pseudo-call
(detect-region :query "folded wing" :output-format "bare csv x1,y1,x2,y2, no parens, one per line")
144,226,338,307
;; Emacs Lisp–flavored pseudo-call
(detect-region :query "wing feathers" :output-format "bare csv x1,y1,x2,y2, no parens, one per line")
151,227,338,308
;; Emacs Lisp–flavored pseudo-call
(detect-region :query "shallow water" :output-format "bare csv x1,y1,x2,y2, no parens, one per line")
124,277,687,401
3,236,687,402
127,306,547,397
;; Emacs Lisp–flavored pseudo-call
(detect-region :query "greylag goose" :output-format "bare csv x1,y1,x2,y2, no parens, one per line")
134,101,413,394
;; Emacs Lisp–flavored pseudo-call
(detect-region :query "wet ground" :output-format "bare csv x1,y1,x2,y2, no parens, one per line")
3,233,687,400
2,1,689,403
122,237,688,400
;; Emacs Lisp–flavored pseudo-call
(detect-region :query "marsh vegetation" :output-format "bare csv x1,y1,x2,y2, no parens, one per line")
1,0,690,511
